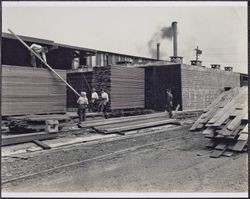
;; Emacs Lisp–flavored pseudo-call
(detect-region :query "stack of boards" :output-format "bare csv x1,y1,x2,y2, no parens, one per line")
190,86,248,158
7,114,72,133
92,66,145,110
2,65,66,116
79,112,180,134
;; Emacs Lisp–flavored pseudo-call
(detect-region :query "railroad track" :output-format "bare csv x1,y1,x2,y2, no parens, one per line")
2,130,188,185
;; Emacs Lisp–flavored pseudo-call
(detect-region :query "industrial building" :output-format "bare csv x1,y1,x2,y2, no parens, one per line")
1,25,247,116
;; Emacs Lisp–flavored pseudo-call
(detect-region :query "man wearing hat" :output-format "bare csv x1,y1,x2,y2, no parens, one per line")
77,91,89,123
166,88,173,118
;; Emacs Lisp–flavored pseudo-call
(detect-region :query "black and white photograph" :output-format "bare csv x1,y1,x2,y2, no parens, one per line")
1,1,248,198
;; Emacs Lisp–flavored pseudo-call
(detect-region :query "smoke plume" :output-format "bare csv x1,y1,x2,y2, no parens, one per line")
148,26,174,58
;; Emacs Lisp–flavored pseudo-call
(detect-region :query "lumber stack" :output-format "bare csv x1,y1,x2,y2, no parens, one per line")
66,71,93,108
2,65,66,116
190,87,248,157
7,114,72,133
79,112,180,134
92,66,112,110
92,66,145,110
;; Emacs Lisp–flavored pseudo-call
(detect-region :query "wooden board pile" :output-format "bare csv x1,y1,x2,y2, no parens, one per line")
174,109,203,120
66,71,93,108
7,114,72,133
92,66,145,110
79,112,180,134
190,87,248,157
2,65,66,116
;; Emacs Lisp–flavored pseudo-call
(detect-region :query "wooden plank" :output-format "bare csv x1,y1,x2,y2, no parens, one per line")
215,143,227,150
231,140,248,152
208,87,246,126
226,107,248,131
202,127,214,135
242,113,248,122
237,133,248,141
210,148,226,158
222,151,234,157
206,140,216,148
99,119,180,134
79,112,168,128
2,132,58,146
190,89,234,130
94,117,170,131
33,140,51,150
241,124,248,133
205,131,215,138
224,123,245,140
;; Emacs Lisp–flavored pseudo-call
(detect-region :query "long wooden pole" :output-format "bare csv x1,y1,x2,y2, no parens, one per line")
8,29,81,97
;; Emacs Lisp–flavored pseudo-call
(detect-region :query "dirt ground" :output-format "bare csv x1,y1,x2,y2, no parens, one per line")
2,123,248,193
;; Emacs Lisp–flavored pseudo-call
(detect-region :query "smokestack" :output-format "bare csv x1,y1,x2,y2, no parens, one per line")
172,21,178,57
156,43,160,60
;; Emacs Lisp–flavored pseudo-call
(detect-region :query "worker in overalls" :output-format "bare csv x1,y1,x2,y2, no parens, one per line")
99,89,109,118
166,88,173,118
29,43,48,68
77,92,89,123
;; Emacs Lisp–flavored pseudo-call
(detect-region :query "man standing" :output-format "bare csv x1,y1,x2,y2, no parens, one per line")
89,88,99,112
166,88,173,118
29,43,48,67
99,89,109,118
77,92,89,123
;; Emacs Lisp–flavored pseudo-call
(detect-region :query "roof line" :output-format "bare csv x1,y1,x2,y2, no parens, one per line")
2,32,157,60
2,32,55,45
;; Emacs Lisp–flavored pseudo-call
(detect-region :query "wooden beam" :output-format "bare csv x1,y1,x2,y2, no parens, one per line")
96,119,180,134
8,29,80,97
33,140,51,150
2,132,58,146
79,112,169,129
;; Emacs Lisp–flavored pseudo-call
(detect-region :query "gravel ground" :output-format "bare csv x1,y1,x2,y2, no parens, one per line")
2,124,248,193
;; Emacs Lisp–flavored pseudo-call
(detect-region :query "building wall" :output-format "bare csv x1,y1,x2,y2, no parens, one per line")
240,73,248,87
2,65,66,116
181,64,241,110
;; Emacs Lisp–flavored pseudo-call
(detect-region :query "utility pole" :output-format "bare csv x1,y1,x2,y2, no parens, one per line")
194,46,202,61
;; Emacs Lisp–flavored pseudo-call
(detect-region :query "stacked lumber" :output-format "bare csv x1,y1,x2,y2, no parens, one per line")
79,112,180,134
110,66,144,109
190,87,248,157
66,71,93,108
92,66,112,110
92,66,145,110
7,114,72,133
2,65,66,116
